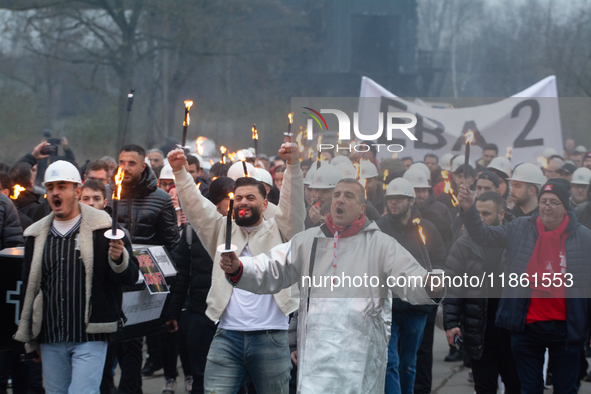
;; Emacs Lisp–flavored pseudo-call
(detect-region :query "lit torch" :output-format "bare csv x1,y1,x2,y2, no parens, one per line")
287,112,293,136
316,135,323,166
10,184,25,200
179,100,193,149
442,170,459,207
506,146,513,160
464,130,475,182
412,218,433,272
237,151,248,176
252,124,258,162
216,192,237,254
382,170,389,191
105,167,125,239
196,136,206,156
537,156,548,169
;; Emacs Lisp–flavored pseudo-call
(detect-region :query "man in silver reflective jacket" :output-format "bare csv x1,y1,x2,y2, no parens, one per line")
221,178,444,394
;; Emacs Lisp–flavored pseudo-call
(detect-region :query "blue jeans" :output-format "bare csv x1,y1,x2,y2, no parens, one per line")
511,330,580,394
385,312,428,394
40,341,108,394
204,328,291,394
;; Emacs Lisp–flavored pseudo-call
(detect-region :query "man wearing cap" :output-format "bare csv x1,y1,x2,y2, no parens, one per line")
583,152,591,170
168,143,305,393
557,163,576,183
219,177,444,393
376,178,447,394
457,179,591,394
14,161,139,394
475,171,500,197
508,163,546,218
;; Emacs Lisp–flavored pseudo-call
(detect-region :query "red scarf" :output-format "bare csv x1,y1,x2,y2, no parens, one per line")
325,213,366,238
525,214,569,323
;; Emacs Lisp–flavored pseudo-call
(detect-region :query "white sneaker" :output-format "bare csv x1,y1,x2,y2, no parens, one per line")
185,376,193,393
162,378,177,394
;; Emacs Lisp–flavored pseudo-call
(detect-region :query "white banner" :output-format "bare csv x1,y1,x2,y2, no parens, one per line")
359,76,563,166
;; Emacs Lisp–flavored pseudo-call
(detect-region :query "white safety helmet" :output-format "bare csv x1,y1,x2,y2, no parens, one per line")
257,168,273,187
575,145,587,153
336,162,357,179
43,160,82,186
451,155,471,172
190,153,204,168
304,163,318,186
408,162,431,183
487,157,512,178
440,153,454,171
310,164,342,189
227,161,260,181
385,177,415,197
330,155,352,167
403,168,431,189
506,163,546,185
159,164,174,180
571,167,591,186
542,147,557,159
360,160,379,178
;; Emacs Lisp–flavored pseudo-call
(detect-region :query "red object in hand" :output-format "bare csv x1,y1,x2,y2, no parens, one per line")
314,202,321,209
239,209,246,216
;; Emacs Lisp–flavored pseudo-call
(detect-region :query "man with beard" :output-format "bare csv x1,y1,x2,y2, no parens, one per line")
168,142,305,393
14,161,139,394
218,178,444,393
376,178,447,394
444,191,521,394
107,144,179,394
507,164,546,218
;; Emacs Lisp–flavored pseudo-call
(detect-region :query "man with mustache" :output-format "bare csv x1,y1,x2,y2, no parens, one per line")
219,177,444,393
168,142,305,394
14,161,139,394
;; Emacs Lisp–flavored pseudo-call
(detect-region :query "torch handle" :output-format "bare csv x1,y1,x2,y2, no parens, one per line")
112,199,118,236
225,199,234,250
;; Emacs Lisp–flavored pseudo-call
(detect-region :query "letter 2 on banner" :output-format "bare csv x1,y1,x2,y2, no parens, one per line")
358,76,562,165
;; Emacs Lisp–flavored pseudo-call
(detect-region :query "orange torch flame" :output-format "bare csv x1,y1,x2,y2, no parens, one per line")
354,161,362,180
307,147,314,159
288,113,293,124
229,192,234,199
382,170,389,190
506,146,513,159
296,130,305,153
237,150,246,162
184,100,193,126
209,159,214,165
465,130,475,145
196,136,207,155
412,218,427,245
10,184,25,200
113,167,125,200
537,156,548,169
252,125,258,140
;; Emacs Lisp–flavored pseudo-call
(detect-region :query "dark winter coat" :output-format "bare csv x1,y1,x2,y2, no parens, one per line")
109,167,179,257
13,190,43,221
460,204,591,342
0,193,24,249
377,207,447,314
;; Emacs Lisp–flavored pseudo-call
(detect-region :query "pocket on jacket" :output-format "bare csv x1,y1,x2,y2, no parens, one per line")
32,291,43,338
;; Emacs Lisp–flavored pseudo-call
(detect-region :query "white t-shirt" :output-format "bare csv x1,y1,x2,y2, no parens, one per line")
52,214,81,236
218,228,289,331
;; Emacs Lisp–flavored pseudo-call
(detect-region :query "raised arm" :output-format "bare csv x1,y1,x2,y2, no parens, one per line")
274,143,306,241
169,149,224,257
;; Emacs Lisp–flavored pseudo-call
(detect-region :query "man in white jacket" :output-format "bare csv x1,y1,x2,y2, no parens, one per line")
168,143,305,394
220,178,444,394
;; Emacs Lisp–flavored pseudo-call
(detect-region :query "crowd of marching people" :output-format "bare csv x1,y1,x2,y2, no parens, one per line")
2,132,591,394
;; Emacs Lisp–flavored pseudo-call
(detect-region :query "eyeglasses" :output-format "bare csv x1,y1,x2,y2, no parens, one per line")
538,200,562,209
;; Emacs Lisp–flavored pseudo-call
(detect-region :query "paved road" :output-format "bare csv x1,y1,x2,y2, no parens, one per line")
121,327,591,394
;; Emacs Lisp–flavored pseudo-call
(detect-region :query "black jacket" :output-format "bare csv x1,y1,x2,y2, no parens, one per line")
377,207,447,314
167,225,213,318
460,205,591,342
109,167,179,257
442,234,506,359
0,193,24,249
13,190,43,221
